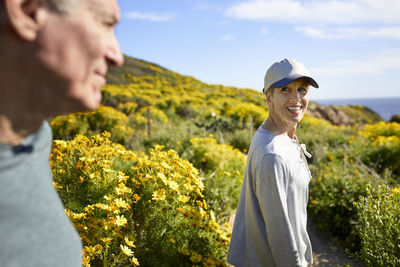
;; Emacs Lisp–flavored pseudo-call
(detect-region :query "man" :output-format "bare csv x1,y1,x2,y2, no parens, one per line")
0,0,123,266
228,59,318,266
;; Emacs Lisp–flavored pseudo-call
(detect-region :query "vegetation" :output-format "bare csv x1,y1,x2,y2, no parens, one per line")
49,55,400,266
355,185,400,266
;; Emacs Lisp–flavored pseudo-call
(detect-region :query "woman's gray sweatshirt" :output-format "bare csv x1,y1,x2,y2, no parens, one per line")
228,125,313,267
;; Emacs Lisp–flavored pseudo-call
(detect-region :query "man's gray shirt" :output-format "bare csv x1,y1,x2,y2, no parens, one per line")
0,122,82,267
228,125,313,267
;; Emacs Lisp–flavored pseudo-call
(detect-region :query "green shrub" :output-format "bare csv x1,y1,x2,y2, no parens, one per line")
361,135,400,178
356,122,400,181
355,185,400,266
390,114,400,123
226,129,252,153
308,151,383,252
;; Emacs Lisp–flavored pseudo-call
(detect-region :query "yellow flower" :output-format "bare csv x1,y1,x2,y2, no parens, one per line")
52,182,63,189
115,183,132,195
133,194,141,201
84,245,100,255
152,189,166,201
190,252,202,263
393,187,400,194
130,256,140,265
71,212,86,220
178,195,190,203
82,255,91,266
168,181,179,191
157,172,168,184
115,215,128,227
120,244,133,257
204,258,217,267
114,198,130,209
101,237,112,244
125,237,136,248
178,248,190,255
117,171,129,183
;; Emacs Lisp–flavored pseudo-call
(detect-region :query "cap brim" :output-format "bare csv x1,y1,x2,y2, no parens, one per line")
271,74,319,89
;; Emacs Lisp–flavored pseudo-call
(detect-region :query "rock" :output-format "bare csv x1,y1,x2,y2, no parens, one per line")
307,101,382,126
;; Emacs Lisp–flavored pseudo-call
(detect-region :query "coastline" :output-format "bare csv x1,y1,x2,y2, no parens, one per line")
314,97,400,121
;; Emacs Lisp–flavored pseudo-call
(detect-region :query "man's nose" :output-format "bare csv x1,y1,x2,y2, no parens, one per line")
106,34,124,67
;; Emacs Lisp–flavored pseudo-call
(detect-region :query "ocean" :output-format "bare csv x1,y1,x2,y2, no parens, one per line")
314,97,400,121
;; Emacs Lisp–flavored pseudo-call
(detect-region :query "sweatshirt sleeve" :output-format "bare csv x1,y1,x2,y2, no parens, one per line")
254,153,302,267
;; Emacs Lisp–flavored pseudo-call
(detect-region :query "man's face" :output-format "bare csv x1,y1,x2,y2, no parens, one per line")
267,78,310,126
36,0,123,113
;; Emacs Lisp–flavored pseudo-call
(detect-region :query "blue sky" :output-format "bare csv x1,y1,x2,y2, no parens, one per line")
116,0,400,100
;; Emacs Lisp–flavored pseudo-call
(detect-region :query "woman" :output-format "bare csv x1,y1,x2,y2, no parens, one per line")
228,58,319,267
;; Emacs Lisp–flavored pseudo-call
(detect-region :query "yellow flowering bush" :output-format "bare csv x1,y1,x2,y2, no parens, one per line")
227,103,268,128
137,106,168,123
116,102,138,116
359,121,400,141
51,133,230,266
357,122,400,177
300,114,332,127
50,112,89,140
368,135,400,176
186,137,246,221
51,105,134,145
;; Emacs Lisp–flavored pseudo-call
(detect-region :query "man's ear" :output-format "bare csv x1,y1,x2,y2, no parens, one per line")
4,0,43,41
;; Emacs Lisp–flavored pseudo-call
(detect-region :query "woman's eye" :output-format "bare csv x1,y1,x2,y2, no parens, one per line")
281,87,289,92
298,87,308,92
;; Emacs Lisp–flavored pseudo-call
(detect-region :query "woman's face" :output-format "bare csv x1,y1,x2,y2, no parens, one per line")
267,78,310,126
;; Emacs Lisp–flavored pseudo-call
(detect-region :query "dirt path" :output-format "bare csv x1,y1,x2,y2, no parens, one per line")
308,221,363,267
229,214,364,266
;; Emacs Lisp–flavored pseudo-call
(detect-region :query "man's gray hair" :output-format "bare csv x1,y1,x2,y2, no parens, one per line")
44,0,81,13
1,0,80,23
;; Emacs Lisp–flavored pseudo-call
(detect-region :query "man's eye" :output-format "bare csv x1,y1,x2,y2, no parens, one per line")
103,21,116,28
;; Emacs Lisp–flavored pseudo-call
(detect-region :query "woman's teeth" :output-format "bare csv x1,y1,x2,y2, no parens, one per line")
287,106,302,110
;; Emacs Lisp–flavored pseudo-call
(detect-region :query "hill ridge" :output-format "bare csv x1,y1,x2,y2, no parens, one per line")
106,55,383,125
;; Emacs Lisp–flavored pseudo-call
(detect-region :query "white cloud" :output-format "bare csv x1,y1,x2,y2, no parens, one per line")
125,11,174,22
295,26,400,40
221,34,234,42
367,26,400,39
312,55,400,76
225,0,400,25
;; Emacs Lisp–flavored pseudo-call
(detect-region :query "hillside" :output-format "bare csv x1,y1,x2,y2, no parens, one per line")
106,56,177,84
106,55,382,126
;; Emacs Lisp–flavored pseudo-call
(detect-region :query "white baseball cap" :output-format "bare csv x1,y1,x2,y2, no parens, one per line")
263,58,319,93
